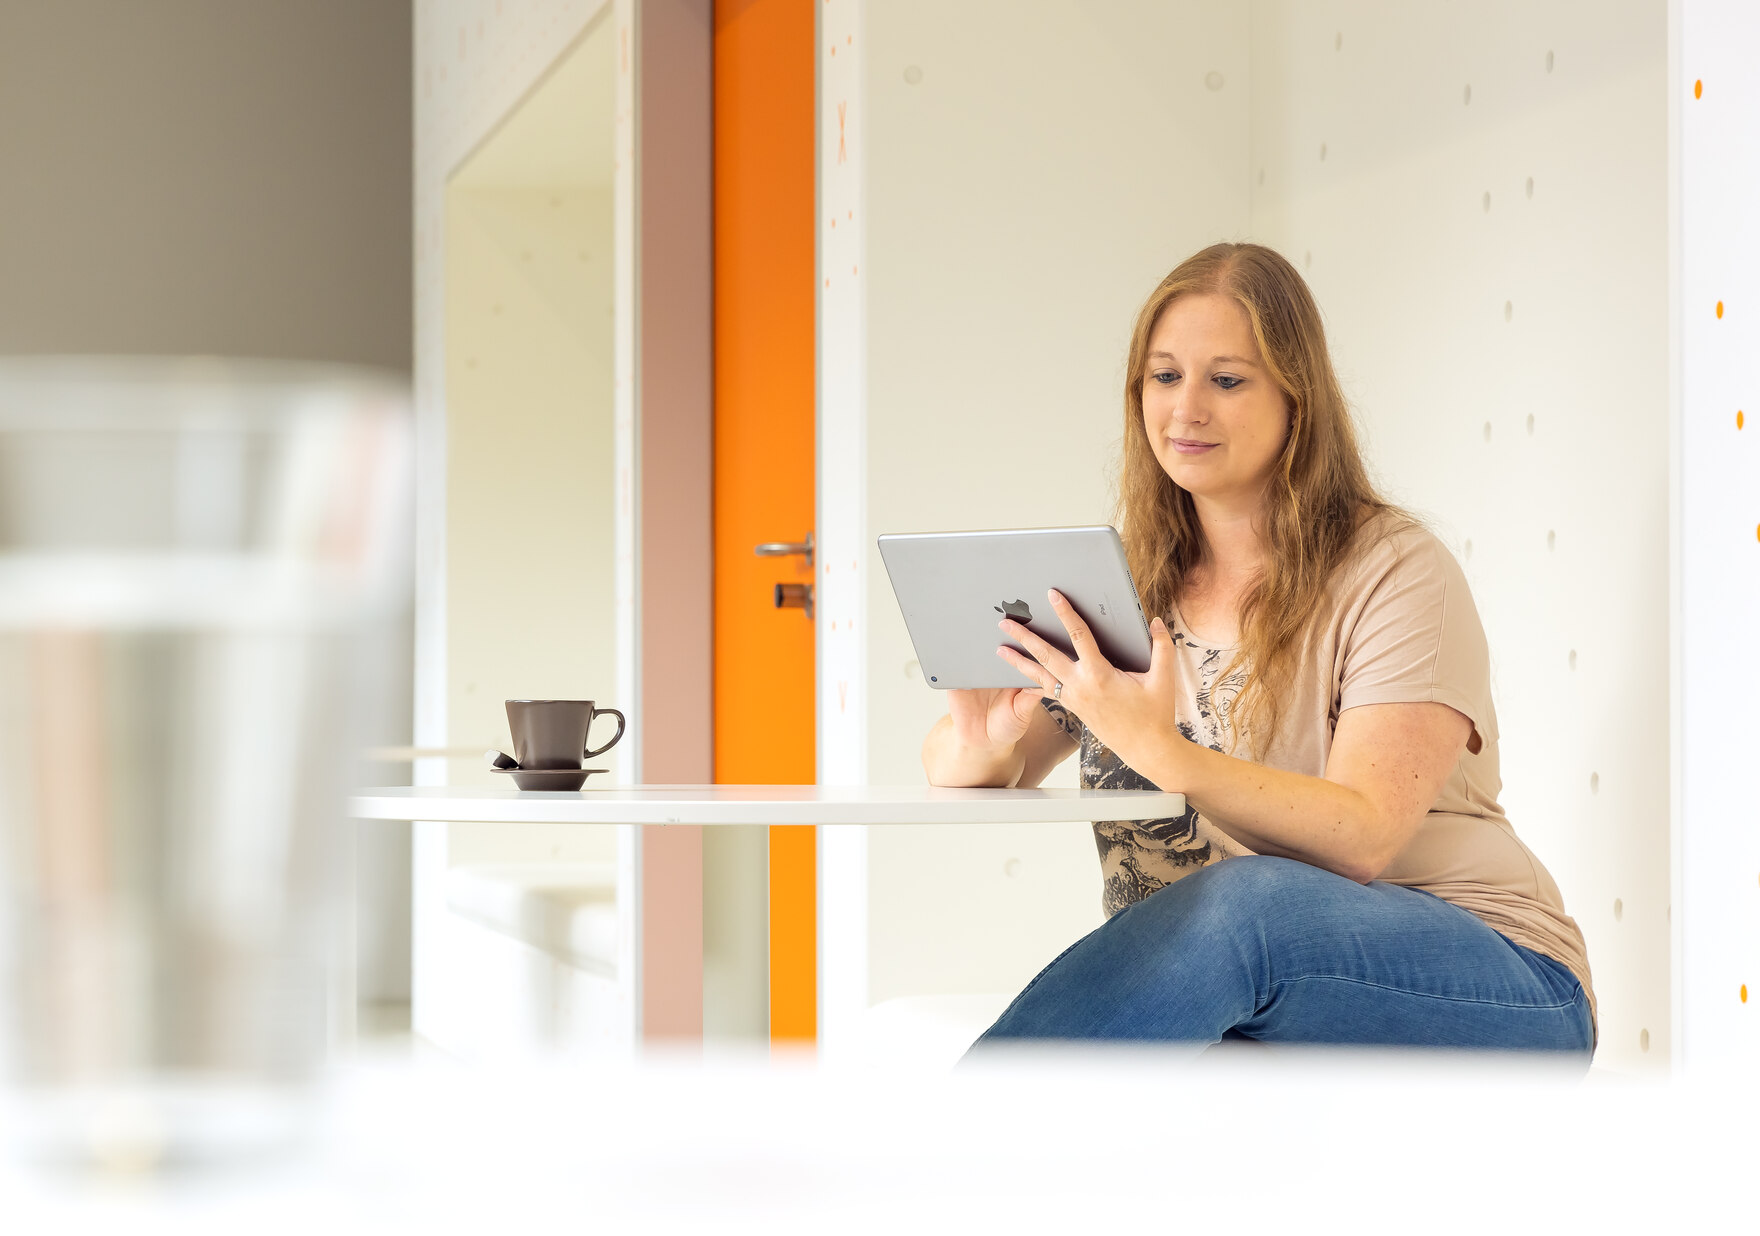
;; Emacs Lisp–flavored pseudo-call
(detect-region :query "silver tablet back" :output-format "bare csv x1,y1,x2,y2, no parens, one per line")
876,525,1153,689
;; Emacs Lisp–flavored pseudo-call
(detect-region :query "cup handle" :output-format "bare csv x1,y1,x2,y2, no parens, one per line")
584,707,626,760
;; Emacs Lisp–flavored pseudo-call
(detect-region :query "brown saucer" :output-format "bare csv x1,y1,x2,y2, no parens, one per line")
491,767,609,792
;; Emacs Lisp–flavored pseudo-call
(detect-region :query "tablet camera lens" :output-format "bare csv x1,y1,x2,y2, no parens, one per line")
930,675,938,682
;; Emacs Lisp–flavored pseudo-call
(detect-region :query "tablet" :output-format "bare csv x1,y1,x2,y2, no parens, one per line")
876,525,1153,689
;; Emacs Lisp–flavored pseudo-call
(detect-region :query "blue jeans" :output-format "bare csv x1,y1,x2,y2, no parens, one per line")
966,855,1594,1057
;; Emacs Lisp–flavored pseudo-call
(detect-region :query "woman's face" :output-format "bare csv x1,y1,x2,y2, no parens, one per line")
1140,292,1291,509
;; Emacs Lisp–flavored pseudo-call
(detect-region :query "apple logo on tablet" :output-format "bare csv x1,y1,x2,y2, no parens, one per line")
994,599,1032,622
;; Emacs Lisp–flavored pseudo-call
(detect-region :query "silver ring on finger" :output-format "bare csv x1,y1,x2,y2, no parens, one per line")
1052,681,1063,700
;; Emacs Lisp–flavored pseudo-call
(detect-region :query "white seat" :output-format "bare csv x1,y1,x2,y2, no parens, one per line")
845,994,1625,1074
444,862,619,976
844,993,1016,1071
432,861,627,1058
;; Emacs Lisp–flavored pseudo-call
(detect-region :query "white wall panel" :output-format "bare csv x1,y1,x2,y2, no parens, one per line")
443,183,617,860
848,0,1252,1015
833,1,1683,1074
817,0,873,1053
1676,0,1760,1072
413,0,615,1049
1249,0,1670,1073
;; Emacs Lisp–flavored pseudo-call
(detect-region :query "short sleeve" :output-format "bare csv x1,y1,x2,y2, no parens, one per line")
1336,533,1498,753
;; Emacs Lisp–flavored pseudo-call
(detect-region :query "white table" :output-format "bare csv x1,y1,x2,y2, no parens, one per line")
355,784,1187,1048
348,783,1187,825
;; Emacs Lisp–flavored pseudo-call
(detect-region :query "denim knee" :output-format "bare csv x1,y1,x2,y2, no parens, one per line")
1190,854,1319,898
1107,855,1311,957
1133,855,1316,923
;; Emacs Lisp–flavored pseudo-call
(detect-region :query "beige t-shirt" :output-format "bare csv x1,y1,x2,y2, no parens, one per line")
1041,511,1597,1031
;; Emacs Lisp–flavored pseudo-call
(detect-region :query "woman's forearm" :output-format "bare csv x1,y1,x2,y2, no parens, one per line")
922,714,1027,788
1131,733,1382,882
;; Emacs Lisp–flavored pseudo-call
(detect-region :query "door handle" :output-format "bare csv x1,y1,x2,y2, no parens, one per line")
754,531,814,567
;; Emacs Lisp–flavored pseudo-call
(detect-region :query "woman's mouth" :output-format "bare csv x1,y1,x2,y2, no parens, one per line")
1170,439,1217,455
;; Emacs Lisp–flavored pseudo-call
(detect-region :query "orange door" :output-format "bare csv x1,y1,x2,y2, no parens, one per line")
713,0,816,1044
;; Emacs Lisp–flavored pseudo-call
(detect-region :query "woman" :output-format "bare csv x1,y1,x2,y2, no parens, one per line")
923,242,1595,1056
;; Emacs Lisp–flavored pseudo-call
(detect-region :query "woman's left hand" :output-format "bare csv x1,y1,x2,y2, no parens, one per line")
995,588,1188,783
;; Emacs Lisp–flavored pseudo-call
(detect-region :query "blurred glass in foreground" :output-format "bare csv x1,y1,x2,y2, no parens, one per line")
0,356,411,1173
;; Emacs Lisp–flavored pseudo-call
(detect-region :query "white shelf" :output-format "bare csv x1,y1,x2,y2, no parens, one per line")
349,784,1186,826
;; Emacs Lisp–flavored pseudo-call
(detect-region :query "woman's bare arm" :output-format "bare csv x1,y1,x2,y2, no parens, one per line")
1013,701,1080,788
922,693,1078,788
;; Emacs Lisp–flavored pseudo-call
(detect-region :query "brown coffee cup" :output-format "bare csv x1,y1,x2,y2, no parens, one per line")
504,699,627,769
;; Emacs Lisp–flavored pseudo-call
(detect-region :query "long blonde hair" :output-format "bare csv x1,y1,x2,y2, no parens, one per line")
1117,242,1428,762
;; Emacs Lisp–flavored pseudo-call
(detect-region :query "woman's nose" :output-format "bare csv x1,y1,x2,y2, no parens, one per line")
1170,390,1206,424
1166,383,1204,420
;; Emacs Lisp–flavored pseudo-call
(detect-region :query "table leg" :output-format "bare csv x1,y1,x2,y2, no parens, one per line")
770,823,816,1044
640,824,703,1040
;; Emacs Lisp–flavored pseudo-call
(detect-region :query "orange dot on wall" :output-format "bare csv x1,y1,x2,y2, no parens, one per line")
1695,79,1703,99
1716,301,1724,318
1740,410,1746,429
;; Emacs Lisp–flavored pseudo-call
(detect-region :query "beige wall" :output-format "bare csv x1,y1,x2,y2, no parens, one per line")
443,186,618,865
444,23,618,868
0,0,411,370
411,0,622,1055
856,0,1254,1006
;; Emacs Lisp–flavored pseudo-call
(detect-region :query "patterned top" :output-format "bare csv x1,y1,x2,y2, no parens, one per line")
1040,611,1254,919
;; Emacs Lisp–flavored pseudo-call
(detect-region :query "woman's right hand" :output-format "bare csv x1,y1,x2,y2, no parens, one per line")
945,686,1045,754
925,684,1074,789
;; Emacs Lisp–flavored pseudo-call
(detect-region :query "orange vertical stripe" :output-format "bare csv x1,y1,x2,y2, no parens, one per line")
713,0,816,1043
768,823,817,1041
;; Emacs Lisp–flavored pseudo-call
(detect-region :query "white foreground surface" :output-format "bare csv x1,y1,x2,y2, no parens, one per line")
0,1048,1749,1232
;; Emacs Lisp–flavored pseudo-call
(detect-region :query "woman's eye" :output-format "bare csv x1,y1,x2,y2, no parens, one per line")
1151,371,1178,385
1214,375,1243,390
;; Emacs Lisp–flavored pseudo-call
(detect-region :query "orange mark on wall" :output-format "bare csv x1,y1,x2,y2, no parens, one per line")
1716,300,1724,318
1694,79,1703,99
1743,984,1749,1004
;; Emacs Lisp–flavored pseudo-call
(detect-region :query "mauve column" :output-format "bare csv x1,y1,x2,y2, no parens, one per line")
635,0,712,1042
